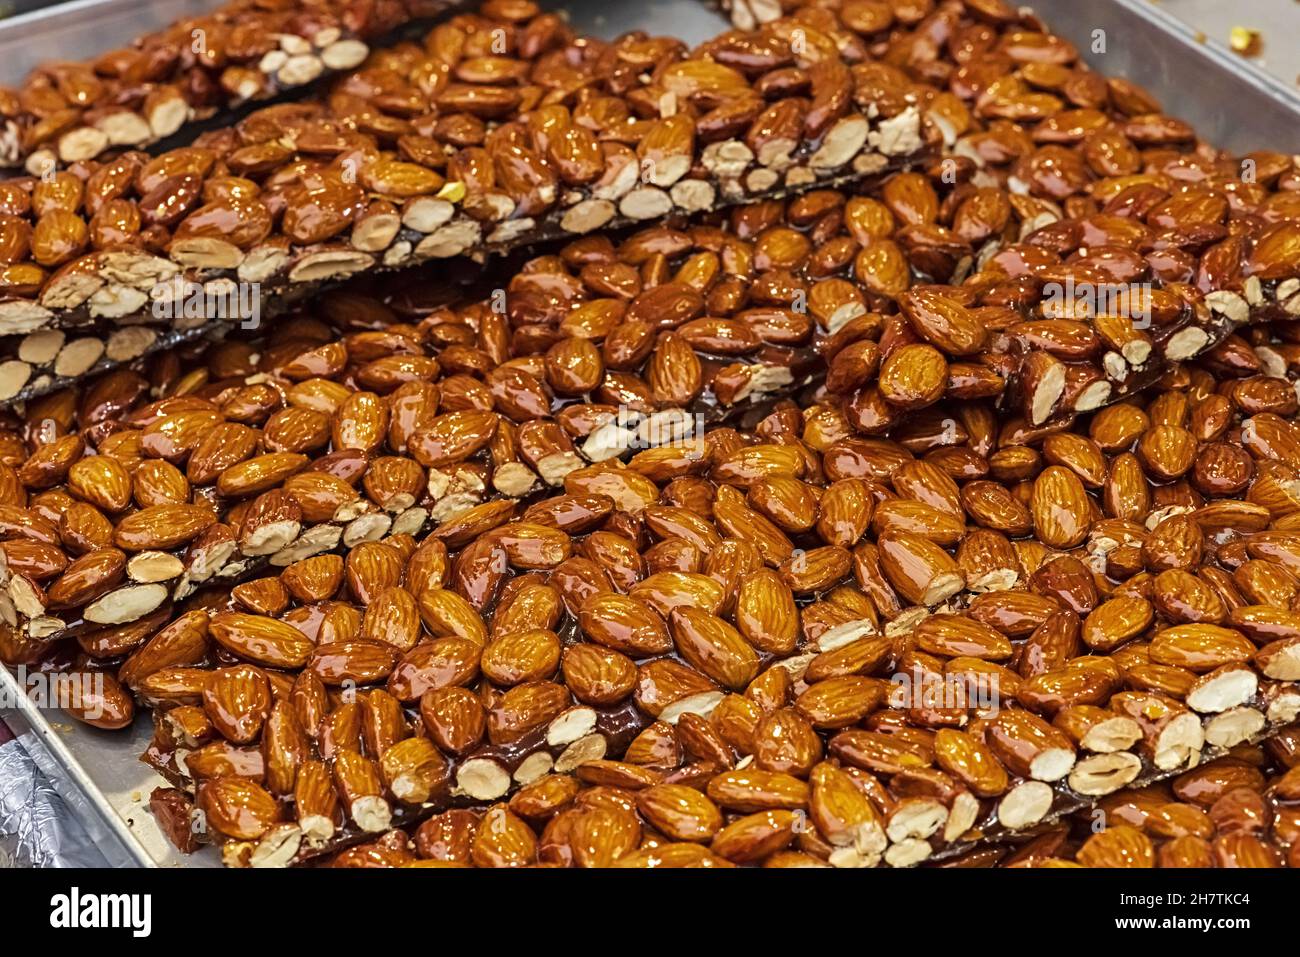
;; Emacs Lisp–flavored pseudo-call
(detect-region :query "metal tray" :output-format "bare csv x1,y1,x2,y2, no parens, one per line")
1028,0,1300,154
1158,0,1300,99
0,0,218,78
0,672,191,867
0,0,1297,869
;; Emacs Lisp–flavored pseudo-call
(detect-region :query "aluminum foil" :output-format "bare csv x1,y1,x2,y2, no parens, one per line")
0,734,111,868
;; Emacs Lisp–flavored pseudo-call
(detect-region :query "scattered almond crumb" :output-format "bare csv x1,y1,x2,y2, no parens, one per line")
1229,26,1262,57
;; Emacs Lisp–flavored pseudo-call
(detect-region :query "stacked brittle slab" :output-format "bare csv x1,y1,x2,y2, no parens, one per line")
1,0,463,172
0,0,930,403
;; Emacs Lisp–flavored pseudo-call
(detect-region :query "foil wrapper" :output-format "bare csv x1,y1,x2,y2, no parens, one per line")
0,730,111,868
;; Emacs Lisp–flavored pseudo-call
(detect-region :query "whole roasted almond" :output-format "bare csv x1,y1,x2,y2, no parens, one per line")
629,572,726,619
408,411,499,468
1031,466,1091,548
734,568,799,656
934,729,1010,797
118,610,209,688
418,588,489,646
1076,825,1154,867
67,456,132,512
579,593,672,657
261,700,308,798
669,607,760,690
309,641,399,686
46,547,126,610
470,805,538,868
709,809,798,864
816,478,875,548
388,637,482,702
340,541,402,604
1082,596,1155,652
114,504,214,551
876,530,965,606
481,628,562,686
561,644,638,706
280,554,344,604
636,783,724,842
748,707,821,777
210,612,314,669
898,288,988,355
61,669,134,730
1148,624,1255,672
748,477,820,533
202,664,272,745
914,614,1013,660
878,344,948,410
794,676,886,730
984,710,1076,781
360,586,421,652
198,777,279,841
419,686,487,755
